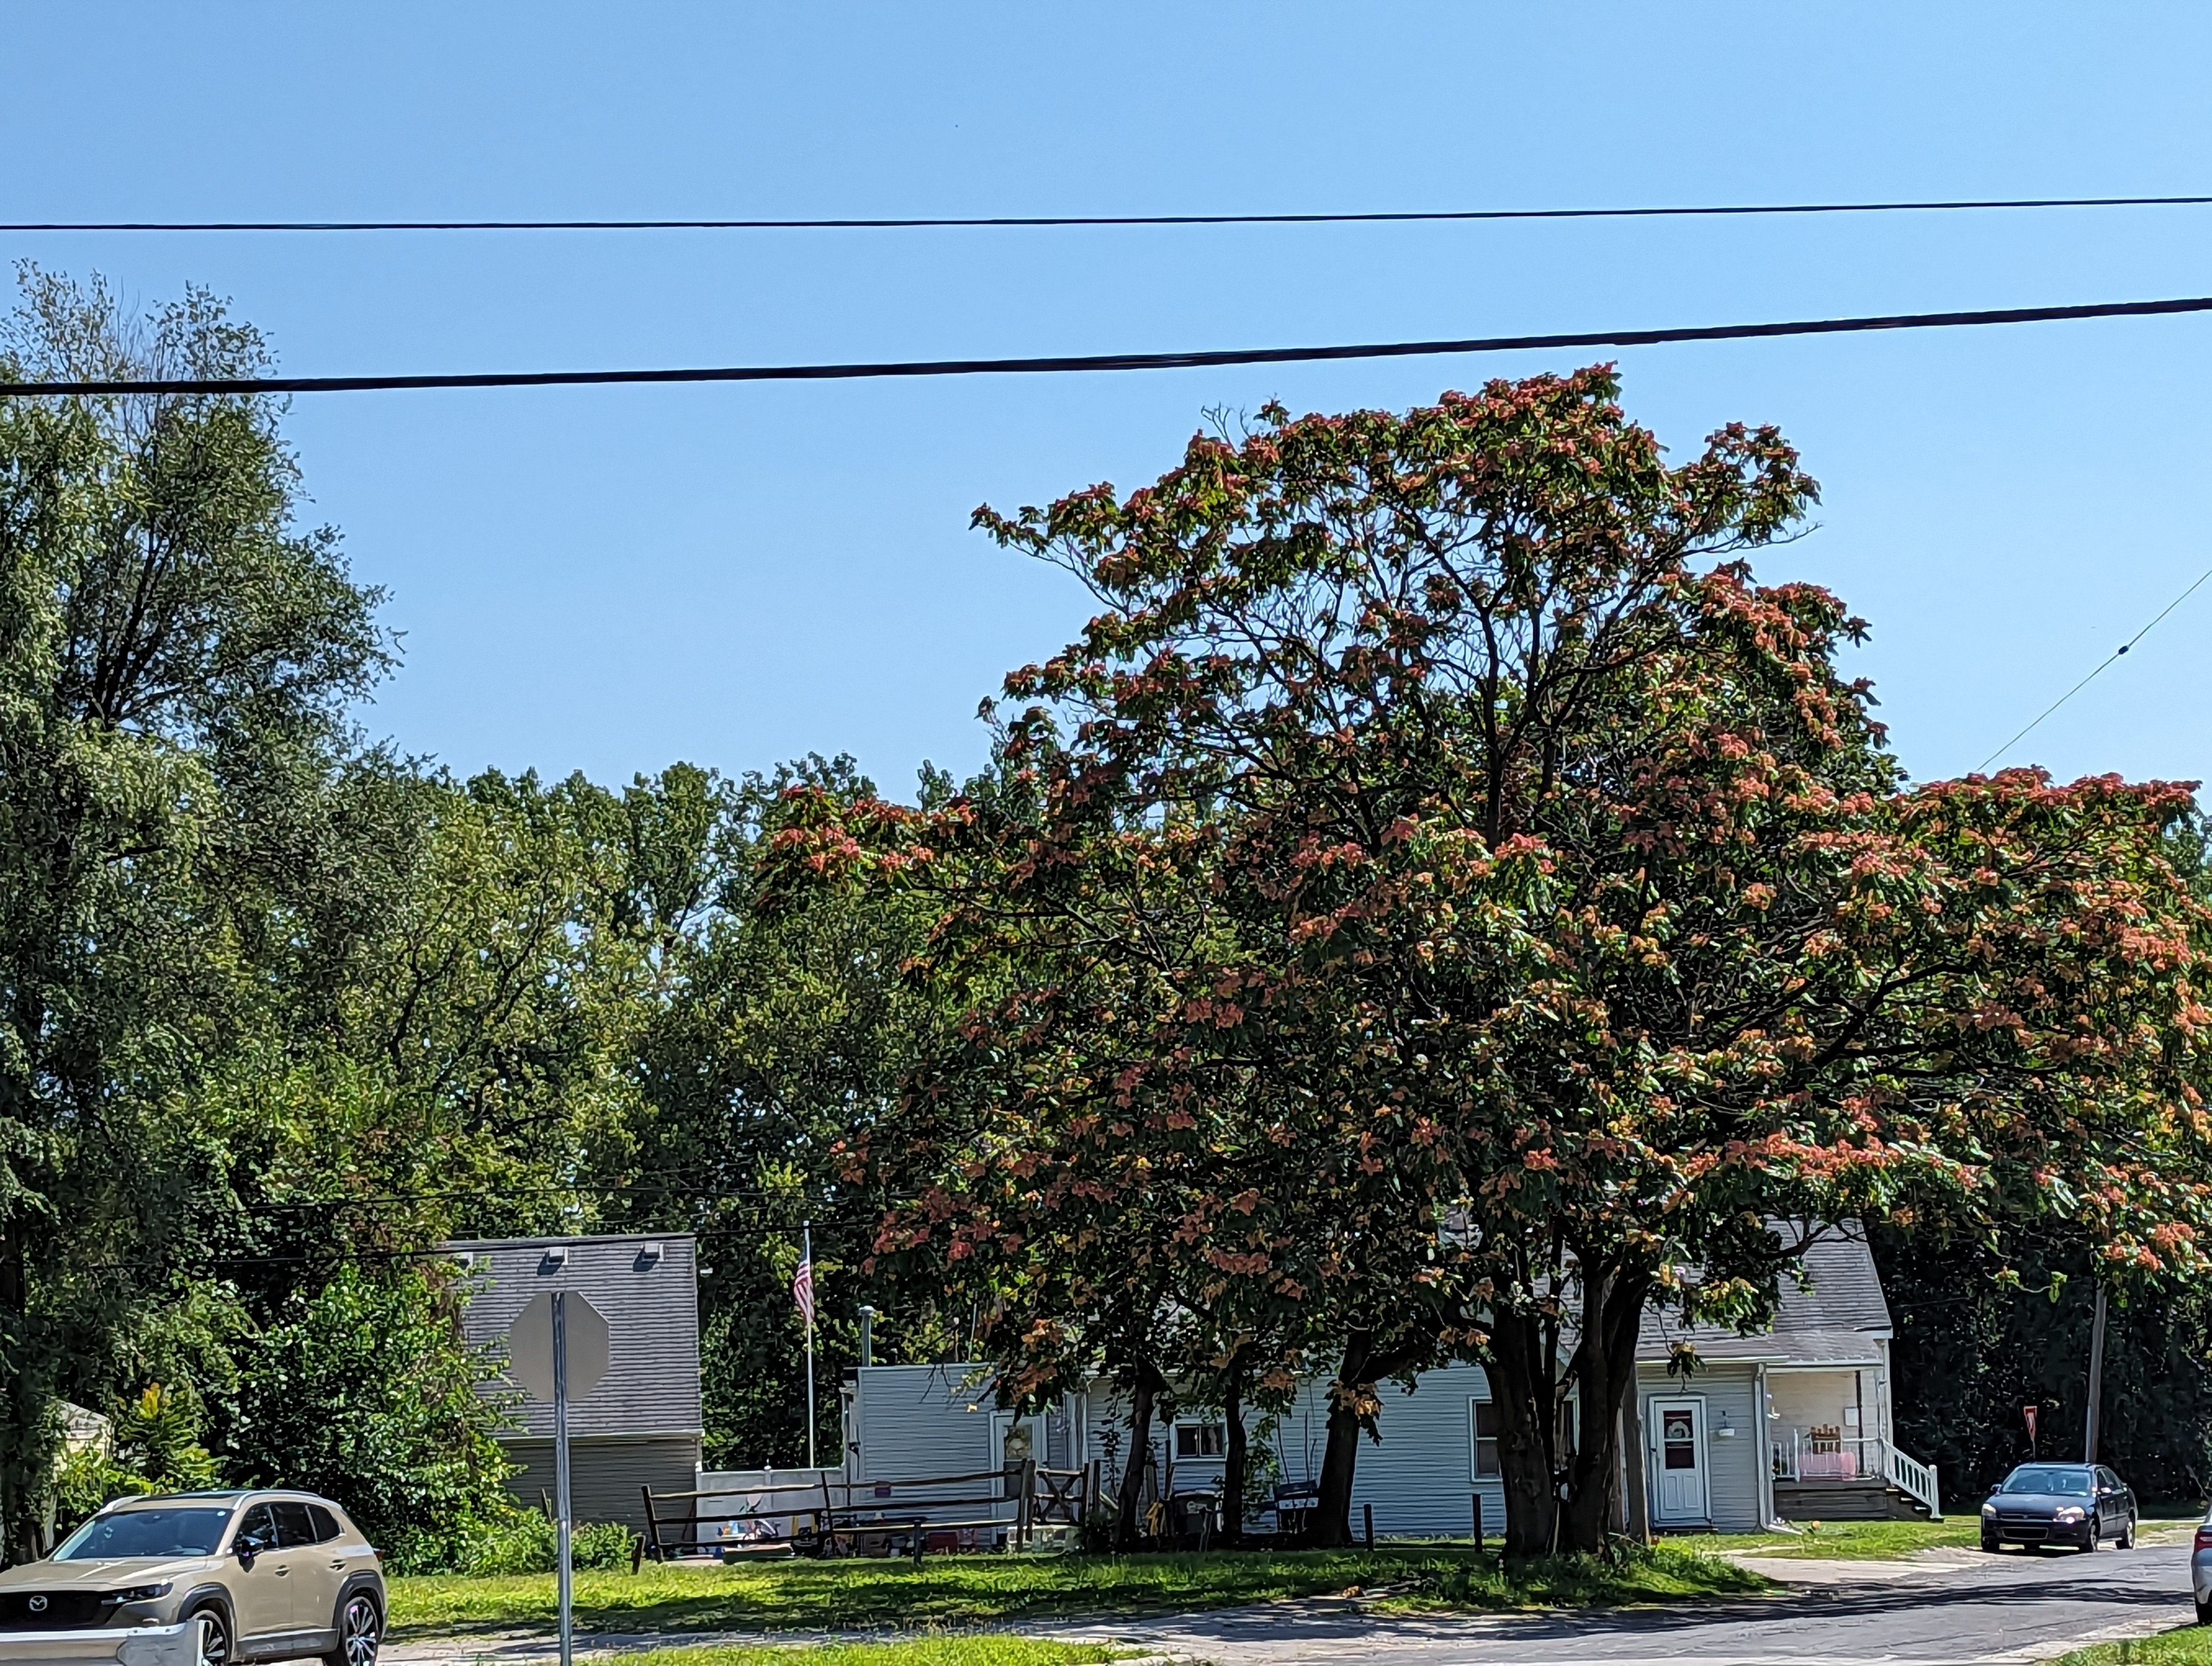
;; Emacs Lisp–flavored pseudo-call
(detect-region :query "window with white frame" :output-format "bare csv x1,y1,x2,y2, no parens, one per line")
1174,1419,1228,1459
1470,1399,1501,1477
1471,1394,1577,1479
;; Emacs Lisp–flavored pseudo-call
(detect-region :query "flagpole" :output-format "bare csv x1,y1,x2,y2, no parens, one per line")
803,1220,818,1472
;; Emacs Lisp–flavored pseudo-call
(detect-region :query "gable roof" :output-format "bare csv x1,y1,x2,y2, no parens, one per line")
1637,1221,1893,1367
448,1232,704,1440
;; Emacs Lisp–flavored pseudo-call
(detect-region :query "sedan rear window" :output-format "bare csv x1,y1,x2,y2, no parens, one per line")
55,1507,234,1560
2002,1466,2092,1495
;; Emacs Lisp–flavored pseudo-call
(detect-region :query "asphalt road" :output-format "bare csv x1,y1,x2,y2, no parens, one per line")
1044,1540,2201,1665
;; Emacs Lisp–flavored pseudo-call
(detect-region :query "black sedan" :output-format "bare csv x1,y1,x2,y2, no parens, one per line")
1981,1463,2137,1552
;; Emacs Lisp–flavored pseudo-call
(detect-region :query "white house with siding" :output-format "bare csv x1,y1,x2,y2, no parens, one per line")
844,1224,1940,1535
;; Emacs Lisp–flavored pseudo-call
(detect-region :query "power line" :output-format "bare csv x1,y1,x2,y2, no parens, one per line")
10,193,2212,234
7,292,2212,400
1976,562,2212,771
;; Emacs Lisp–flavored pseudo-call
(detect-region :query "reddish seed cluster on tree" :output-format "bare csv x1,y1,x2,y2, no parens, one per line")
766,367,2212,1556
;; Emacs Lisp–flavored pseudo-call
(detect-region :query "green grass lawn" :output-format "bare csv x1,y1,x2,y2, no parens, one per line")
2058,1625,2212,1665
1701,1517,1986,1560
616,1644,1123,1666
387,1544,1770,1638
1703,1509,2205,1564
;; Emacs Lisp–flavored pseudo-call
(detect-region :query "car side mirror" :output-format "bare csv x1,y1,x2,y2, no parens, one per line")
235,1537,263,1568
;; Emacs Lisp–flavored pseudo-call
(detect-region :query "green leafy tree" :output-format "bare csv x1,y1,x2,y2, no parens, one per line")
0,267,392,1554
217,1264,515,1566
610,758,947,1466
779,372,2212,1556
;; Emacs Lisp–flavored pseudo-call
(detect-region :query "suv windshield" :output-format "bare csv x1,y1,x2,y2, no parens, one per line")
54,1506,234,1560
2001,1466,2093,1495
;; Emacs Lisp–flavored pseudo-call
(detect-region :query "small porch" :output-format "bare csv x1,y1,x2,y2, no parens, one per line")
1764,1364,1939,1520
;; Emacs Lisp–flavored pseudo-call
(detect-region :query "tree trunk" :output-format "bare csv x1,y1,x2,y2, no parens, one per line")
1310,1331,1374,1547
1484,1306,1560,1562
1222,1368,1246,1548
1561,1262,1650,1555
1621,1396,1651,1546
1114,1367,1161,1549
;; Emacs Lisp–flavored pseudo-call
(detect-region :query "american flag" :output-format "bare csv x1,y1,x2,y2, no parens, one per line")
793,1246,815,1328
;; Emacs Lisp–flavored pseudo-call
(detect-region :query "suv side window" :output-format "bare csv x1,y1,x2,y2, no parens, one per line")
236,1503,278,1552
273,1501,319,1548
307,1504,342,1543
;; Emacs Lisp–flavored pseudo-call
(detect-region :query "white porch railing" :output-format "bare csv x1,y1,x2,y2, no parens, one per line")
1886,1445,1943,1520
1771,1428,1882,1482
1767,1429,1942,1520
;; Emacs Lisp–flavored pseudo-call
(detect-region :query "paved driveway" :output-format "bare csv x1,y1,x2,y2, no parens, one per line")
1042,1540,2198,1664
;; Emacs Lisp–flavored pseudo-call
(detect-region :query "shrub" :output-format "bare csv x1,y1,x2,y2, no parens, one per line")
218,1265,516,1561
381,1510,636,1577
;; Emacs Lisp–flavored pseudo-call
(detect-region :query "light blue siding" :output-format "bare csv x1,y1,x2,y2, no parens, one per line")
1639,1362,1765,1532
857,1357,1770,1536
852,1363,999,1482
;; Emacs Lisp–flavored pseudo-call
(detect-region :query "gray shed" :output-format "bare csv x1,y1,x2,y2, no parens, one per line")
450,1233,703,1532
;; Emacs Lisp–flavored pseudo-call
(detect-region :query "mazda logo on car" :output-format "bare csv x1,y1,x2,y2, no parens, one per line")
27,1596,46,1613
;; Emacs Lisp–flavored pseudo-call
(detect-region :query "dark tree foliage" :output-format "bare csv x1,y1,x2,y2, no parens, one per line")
1876,1221,2212,1507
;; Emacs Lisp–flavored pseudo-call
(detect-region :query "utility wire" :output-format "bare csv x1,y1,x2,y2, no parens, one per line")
1976,562,2212,771
7,292,2212,399
10,193,2212,234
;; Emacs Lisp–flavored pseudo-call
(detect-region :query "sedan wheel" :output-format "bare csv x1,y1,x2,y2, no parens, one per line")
192,1609,230,1666
337,1595,381,1666
2119,1513,2137,1549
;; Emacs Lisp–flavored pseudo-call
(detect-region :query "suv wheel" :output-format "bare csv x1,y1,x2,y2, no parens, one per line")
189,1606,232,1666
325,1593,381,1666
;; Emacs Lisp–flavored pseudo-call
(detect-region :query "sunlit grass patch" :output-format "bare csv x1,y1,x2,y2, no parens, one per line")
388,1541,1771,1638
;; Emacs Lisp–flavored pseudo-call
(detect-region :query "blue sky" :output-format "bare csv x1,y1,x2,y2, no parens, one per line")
6,4,2211,797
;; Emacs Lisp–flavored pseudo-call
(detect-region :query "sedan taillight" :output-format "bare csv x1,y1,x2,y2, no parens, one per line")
2193,1526,2212,1550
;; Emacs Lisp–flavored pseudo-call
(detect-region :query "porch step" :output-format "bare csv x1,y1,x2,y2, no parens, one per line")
1773,1479,1927,1523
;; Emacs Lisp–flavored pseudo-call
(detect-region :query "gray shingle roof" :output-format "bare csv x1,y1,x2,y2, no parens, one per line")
448,1233,703,1440
1637,1221,1892,1366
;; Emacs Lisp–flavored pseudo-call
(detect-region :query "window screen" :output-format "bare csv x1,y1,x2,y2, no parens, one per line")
1471,1400,1500,1477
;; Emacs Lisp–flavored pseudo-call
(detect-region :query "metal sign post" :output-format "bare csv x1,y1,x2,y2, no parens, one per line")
553,1293,572,1666
507,1286,610,1666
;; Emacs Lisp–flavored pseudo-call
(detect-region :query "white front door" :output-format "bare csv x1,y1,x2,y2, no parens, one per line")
991,1411,1047,1504
1650,1398,1710,1523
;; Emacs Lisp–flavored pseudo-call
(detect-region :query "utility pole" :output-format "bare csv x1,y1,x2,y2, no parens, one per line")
2084,1283,2108,1463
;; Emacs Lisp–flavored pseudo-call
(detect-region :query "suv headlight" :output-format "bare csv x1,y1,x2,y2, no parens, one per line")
103,1582,173,1605
2054,1507,2086,1524
1981,1503,1998,1518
